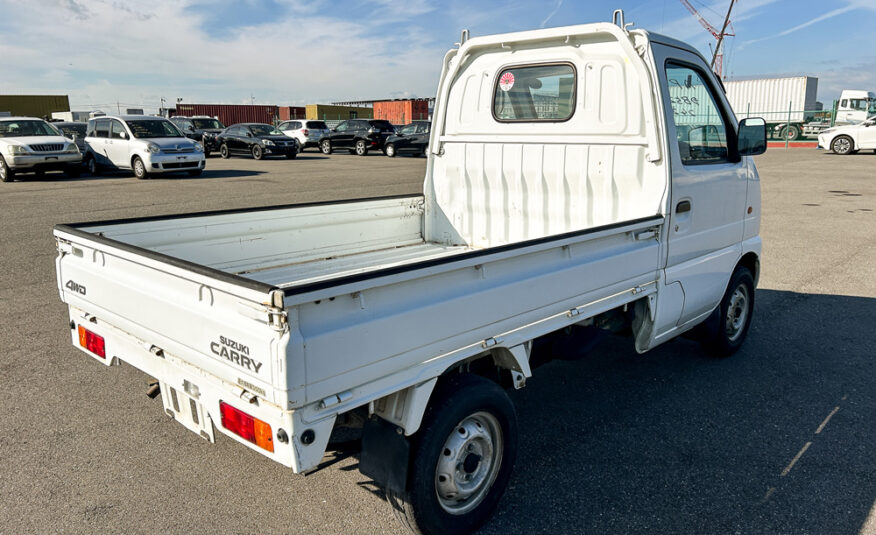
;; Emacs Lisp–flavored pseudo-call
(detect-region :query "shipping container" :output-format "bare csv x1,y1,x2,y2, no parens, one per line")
373,99,430,124
0,95,70,119
278,106,306,121
724,76,818,124
306,104,373,121
173,104,278,127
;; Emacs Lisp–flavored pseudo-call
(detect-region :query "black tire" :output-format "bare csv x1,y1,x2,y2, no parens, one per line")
386,374,517,535
355,139,369,156
188,169,202,177
132,156,149,180
86,154,100,175
220,144,230,159
781,125,800,141
0,156,14,182
385,143,397,157
204,150,211,158
66,165,81,178
831,135,853,155
320,140,333,154
285,152,297,159
252,145,264,160
700,266,755,357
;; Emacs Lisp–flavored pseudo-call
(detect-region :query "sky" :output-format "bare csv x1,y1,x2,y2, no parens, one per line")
1,0,874,113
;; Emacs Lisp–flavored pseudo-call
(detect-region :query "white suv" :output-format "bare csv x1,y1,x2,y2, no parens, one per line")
85,116,205,179
0,117,83,182
277,119,330,151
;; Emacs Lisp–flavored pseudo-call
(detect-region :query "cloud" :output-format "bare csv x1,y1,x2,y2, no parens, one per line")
742,0,876,47
540,0,563,28
0,0,446,112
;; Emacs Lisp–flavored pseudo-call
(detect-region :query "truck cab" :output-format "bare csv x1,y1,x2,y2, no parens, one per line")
835,89,876,125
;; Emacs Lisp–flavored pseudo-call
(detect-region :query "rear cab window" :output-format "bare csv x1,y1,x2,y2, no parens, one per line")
492,63,576,122
665,63,730,164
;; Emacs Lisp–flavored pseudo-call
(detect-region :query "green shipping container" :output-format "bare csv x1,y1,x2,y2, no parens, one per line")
0,95,70,119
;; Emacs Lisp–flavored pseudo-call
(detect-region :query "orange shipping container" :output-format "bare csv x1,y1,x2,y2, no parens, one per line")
373,100,429,124
279,106,306,120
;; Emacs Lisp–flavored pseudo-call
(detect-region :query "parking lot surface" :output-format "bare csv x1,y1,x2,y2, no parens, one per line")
1,149,873,534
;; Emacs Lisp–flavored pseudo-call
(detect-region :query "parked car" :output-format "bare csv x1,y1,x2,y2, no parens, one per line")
277,119,330,151
383,120,431,157
53,13,767,535
318,119,396,155
817,115,876,154
170,116,225,157
53,122,88,153
84,115,205,179
218,123,299,160
0,117,82,181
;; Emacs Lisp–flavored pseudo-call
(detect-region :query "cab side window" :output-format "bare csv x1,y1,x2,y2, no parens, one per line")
335,121,348,132
666,64,729,164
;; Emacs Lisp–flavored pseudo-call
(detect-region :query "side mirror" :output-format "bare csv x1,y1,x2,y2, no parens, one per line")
119,131,128,139
246,132,253,137
737,117,767,156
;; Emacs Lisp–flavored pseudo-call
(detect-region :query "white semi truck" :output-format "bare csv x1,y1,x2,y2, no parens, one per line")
53,12,767,535
724,76,876,140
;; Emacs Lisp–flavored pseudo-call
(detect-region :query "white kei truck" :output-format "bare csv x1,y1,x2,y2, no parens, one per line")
53,12,767,535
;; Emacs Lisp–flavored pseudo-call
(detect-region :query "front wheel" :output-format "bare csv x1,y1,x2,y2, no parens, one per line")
0,156,14,182
831,135,853,155
386,374,517,535
355,139,369,156
251,145,264,160
66,165,81,178
132,156,149,180
320,140,332,154
220,144,230,159
385,143,397,157
700,266,755,357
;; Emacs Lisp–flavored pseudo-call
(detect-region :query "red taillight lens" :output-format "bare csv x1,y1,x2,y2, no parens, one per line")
219,401,274,452
77,325,105,358
302,129,309,135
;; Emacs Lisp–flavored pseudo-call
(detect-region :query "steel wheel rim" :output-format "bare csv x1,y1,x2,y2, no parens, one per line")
322,142,330,154
725,284,749,342
386,145,395,156
435,411,503,516
356,141,365,155
0,163,6,179
253,146,261,159
835,138,850,153
134,159,144,176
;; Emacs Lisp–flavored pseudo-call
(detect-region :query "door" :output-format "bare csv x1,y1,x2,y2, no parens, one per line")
88,119,112,166
230,126,247,153
106,120,132,168
856,119,876,148
653,44,748,326
332,121,353,147
413,122,430,151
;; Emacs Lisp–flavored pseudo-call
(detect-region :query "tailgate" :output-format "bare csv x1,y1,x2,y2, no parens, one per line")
54,224,287,404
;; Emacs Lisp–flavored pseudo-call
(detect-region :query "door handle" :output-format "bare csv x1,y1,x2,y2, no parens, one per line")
676,200,691,213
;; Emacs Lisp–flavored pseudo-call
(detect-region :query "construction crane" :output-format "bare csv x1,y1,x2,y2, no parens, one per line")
679,0,736,78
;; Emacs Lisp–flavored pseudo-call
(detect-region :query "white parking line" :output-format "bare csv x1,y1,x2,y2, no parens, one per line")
815,406,840,434
781,442,812,477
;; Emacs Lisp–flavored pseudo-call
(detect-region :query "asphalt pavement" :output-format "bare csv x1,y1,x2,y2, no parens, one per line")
0,148,873,535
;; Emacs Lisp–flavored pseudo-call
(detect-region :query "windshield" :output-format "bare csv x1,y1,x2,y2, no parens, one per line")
306,121,328,129
0,120,60,137
57,123,87,138
249,124,283,136
192,118,224,130
127,119,183,138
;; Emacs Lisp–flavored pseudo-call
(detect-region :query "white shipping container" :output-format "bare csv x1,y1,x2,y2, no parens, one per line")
724,76,818,124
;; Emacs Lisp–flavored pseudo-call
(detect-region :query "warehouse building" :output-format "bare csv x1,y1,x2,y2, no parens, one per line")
0,95,70,119
306,104,373,121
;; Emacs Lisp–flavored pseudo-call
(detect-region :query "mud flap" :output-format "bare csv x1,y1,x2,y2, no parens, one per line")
360,416,410,494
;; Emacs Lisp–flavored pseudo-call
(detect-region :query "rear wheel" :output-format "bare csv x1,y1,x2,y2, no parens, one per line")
386,374,517,535
320,140,333,154
700,266,755,357
385,143,397,157
831,135,853,155
781,125,800,141
251,145,264,160
0,156,14,182
132,156,149,179
220,144,230,159
86,154,100,175
355,139,369,156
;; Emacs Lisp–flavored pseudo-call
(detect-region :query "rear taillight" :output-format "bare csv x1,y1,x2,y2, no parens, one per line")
302,129,309,135
77,325,105,358
219,401,274,452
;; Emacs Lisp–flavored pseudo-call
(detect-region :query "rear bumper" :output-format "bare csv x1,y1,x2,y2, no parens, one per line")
64,304,314,470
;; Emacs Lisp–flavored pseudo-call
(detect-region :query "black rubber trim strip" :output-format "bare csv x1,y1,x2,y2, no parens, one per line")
54,223,281,295
281,214,664,297
64,193,422,228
